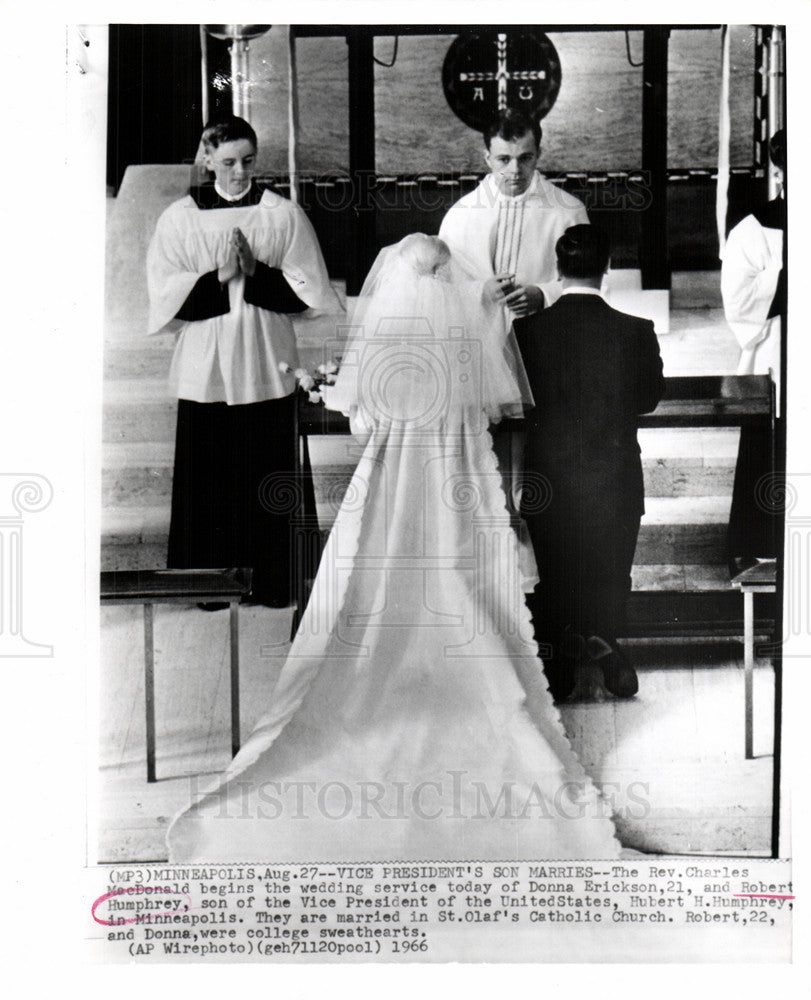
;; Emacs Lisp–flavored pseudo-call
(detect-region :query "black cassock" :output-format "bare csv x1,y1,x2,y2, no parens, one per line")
516,293,664,666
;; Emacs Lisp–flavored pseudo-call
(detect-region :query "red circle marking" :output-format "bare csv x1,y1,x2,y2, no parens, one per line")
91,885,193,926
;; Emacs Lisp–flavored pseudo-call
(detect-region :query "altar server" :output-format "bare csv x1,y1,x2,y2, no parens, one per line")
721,129,786,572
147,117,341,606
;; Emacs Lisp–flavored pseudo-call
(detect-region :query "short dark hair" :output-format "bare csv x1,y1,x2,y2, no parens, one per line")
483,108,542,151
769,129,786,172
555,225,611,279
201,117,258,152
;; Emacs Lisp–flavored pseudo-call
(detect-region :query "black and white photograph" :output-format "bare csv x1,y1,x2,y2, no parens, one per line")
3,0,810,983
97,19,787,865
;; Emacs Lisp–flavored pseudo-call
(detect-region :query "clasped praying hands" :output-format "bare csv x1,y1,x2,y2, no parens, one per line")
218,226,256,283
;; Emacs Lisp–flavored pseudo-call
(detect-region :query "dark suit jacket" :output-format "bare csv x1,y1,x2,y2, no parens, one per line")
516,293,664,523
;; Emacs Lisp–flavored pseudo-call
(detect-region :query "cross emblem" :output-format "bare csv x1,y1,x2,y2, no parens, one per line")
458,34,548,109
442,29,561,132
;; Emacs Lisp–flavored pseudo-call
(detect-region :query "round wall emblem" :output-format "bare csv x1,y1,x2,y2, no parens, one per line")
442,29,562,132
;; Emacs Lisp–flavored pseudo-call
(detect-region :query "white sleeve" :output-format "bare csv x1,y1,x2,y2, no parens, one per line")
720,217,782,351
278,205,342,314
146,208,202,335
571,201,590,227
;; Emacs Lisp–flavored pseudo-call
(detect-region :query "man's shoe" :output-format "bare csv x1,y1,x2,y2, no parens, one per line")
601,645,638,698
542,656,578,703
197,602,229,612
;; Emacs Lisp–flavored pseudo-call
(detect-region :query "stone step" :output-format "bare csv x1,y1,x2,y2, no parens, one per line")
104,339,348,382
108,313,735,381
103,387,178,444
103,360,339,442
100,496,732,572
657,309,740,377
102,425,740,454
101,433,738,509
103,377,741,460
104,301,348,370
670,271,724,310
102,455,736,507
103,338,175,381
103,428,738,462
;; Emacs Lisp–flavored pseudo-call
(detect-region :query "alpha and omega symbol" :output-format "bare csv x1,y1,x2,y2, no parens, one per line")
442,29,562,132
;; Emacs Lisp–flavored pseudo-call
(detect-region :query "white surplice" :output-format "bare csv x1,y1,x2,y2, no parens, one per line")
147,188,340,404
720,212,783,408
167,236,621,862
438,171,589,306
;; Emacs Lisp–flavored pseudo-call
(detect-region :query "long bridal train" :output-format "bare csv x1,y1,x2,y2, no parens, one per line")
167,235,622,862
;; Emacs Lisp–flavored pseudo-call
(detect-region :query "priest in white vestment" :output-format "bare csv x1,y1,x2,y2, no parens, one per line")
439,109,589,589
439,108,589,317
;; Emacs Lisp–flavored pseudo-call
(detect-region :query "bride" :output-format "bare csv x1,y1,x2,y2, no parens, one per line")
167,234,621,861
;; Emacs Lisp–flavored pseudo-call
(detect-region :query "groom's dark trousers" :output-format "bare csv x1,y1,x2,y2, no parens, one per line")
515,293,664,680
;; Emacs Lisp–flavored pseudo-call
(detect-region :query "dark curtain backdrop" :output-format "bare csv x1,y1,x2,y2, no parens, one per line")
107,25,227,192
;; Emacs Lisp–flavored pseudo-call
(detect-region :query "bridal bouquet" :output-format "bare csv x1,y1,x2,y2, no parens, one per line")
278,359,340,405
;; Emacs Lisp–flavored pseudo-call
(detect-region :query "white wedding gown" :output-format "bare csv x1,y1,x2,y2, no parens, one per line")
167,236,621,861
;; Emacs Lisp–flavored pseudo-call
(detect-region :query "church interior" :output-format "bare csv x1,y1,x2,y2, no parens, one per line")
94,24,785,863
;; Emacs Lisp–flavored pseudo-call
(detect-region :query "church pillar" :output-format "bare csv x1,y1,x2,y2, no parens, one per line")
640,27,670,291
347,29,378,296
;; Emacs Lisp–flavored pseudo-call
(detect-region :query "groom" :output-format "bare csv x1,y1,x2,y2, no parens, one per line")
516,225,664,701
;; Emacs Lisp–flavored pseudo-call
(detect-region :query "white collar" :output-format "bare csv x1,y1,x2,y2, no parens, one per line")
214,181,253,202
560,286,604,298
487,170,542,204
